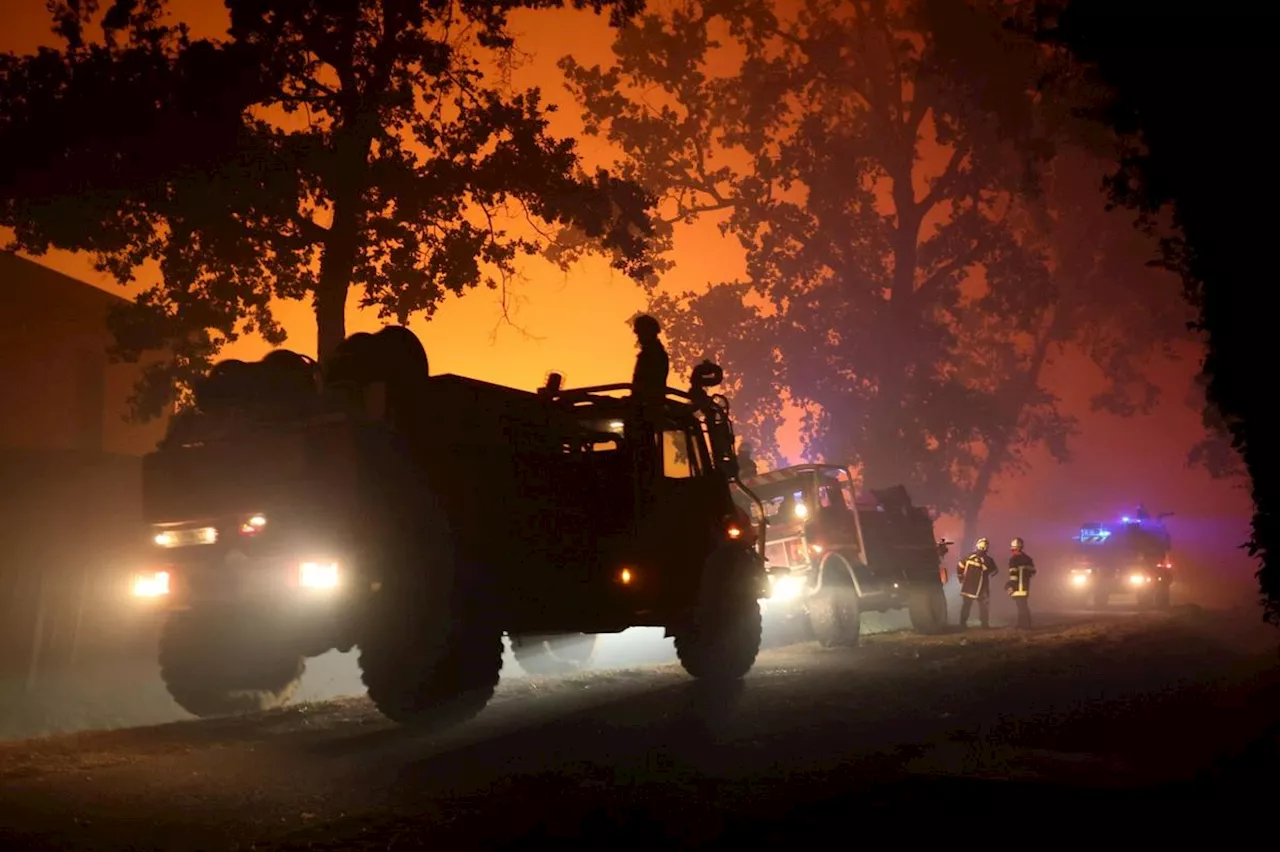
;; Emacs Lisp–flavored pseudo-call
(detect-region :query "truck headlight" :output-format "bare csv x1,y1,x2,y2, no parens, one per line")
132,570,171,598
1128,573,1149,586
1070,573,1089,587
769,573,806,602
299,561,339,589
154,527,217,547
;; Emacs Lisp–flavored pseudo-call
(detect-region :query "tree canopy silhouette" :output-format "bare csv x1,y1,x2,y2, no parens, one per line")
1029,0,1273,622
0,0,656,420
563,0,1188,529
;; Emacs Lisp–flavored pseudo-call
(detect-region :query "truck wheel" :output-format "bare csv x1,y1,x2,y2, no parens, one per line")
908,585,948,634
158,609,305,719
807,552,861,648
510,633,599,677
1154,583,1172,609
359,575,504,729
1093,589,1109,609
674,546,763,682
357,512,504,730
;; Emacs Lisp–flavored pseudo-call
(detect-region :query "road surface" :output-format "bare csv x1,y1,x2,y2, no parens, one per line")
0,607,1276,849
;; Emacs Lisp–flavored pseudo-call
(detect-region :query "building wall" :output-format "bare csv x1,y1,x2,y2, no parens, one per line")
0,253,173,677
0,252,169,456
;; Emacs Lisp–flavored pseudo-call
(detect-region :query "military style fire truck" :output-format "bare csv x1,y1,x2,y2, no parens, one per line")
129,327,769,728
737,464,948,647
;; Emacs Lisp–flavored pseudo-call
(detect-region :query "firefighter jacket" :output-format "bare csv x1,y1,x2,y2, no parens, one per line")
632,340,670,404
1007,551,1036,597
958,552,999,599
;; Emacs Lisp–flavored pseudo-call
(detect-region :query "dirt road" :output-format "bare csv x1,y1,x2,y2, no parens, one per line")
0,607,1276,850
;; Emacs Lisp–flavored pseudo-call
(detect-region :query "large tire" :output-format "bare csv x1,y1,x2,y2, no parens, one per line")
1154,582,1172,609
359,575,504,729
908,584,948,634
357,491,504,730
807,552,862,648
510,633,599,677
1093,587,1109,609
158,609,305,719
674,547,764,682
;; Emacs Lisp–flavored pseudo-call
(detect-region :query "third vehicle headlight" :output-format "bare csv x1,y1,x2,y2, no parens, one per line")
769,573,806,602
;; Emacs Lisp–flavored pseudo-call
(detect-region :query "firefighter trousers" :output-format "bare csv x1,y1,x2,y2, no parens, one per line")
958,595,990,628
1014,596,1032,629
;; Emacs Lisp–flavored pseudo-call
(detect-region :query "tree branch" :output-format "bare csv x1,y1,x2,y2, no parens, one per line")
919,144,970,213
916,233,989,297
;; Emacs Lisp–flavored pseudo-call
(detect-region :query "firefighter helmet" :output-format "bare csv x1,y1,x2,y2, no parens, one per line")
1011,537,1024,550
975,537,989,551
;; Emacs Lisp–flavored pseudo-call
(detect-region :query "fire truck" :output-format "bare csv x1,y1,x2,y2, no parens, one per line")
738,465,947,647
1064,513,1173,609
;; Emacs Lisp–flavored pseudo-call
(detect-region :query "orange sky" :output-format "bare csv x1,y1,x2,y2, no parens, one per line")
0,1,1258,578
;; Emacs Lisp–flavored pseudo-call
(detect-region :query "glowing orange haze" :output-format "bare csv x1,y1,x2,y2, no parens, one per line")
0,1,1257,578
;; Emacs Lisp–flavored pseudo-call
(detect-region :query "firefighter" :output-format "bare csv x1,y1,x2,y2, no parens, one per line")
630,314,669,403
956,537,999,629
736,440,759,479
1006,537,1037,629
628,314,669,510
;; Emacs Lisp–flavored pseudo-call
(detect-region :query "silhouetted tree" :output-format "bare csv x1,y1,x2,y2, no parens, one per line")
0,0,655,419
563,0,1053,507
1029,1,1275,623
564,0,1187,523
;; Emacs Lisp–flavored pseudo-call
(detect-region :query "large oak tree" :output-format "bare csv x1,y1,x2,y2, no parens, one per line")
0,0,657,419
564,0,1187,527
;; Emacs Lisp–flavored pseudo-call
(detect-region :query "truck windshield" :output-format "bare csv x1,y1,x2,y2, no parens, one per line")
663,429,698,478
818,476,853,511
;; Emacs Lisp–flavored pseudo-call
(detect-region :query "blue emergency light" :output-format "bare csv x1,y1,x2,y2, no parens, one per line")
1075,523,1111,543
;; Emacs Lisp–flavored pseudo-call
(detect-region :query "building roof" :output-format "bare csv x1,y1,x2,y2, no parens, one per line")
0,251,128,318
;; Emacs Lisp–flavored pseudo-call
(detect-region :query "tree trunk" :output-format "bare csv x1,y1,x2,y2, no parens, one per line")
863,155,927,493
314,197,361,363
960,311,1061,546
314,280,349,365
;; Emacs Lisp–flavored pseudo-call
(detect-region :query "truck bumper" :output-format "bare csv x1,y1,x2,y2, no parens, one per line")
128,555,365,653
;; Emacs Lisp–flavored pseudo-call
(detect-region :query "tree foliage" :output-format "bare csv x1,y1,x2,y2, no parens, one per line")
564,0,1188,524
0,0,657,420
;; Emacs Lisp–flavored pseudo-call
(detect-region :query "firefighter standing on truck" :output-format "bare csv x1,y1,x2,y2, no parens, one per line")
956,538,999,629
628,314,669,511
1006,537,1037,629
